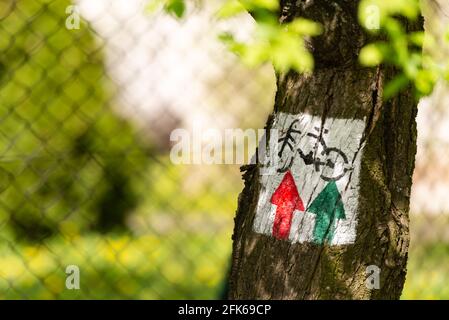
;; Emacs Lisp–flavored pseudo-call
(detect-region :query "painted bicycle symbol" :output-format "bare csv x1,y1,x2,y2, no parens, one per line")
277,120,351,181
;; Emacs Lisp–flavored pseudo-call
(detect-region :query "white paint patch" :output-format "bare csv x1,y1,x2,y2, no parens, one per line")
253,112,366,245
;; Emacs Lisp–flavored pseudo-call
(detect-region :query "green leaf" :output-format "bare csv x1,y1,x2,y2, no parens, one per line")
165,0,185,18
403,53,422,78
359,44,384,66
414,69,438,97
409,31,424,47
359,0,420,32
287,19,322,36
242,0,279,11
218,33,246,56
241,43,270,67
444,27,449,44
146,0,165,13
384,74,409,99
218,32,234,43
216,0,246,19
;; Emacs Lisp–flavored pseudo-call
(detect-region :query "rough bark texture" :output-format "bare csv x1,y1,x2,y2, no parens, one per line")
228,0,421,299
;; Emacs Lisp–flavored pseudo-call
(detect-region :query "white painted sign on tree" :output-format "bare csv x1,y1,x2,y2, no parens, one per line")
253,112,366,245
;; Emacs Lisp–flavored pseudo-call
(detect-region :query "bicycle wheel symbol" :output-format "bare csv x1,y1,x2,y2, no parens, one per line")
276,124,351,181
319,147,350,182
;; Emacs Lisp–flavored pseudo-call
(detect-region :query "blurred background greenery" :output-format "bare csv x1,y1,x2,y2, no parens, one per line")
0,0,448,299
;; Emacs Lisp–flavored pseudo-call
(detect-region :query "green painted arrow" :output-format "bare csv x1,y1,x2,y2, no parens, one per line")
308,181,346,244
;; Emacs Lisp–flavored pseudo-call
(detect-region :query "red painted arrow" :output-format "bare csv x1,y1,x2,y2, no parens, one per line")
271,170,304,240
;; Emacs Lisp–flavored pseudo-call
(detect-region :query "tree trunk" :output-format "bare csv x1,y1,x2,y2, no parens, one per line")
228,0,422,299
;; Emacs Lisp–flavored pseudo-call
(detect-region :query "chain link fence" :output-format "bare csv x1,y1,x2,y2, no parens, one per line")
0,0,447,299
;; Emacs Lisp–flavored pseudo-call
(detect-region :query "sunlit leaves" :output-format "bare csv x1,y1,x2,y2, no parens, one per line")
287,18,322,36
241,0,279,12
384,74,409,99
166,0,186,18
149,0,444,99
147,0,186,18
217,0,278,19
216,0,246,18
146,0,165,13
359,0,420,30
358,0,441,99
220,19,321,73
410,31,425,47
359,43,384,66
218,0,322,74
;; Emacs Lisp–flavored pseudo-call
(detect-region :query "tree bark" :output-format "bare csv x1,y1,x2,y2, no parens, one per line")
228,0,422,299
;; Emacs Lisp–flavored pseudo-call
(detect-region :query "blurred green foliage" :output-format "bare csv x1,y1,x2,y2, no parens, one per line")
0,0,446,300
148,0,187,18
358,0,443,98
0,232,231,299
218,14,322,73
216,0,322,73
0,0,240,299
0,159,239,299
403,242,449,299
151,0,448,99
0,0,151,241
0,212,446,299
148,0,322,73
